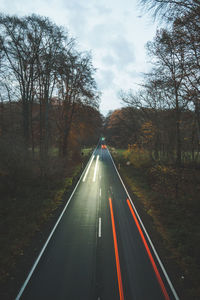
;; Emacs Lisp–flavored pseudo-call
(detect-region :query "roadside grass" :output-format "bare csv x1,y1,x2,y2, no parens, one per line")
82,147,93,156
110,147,200,300
0,147,93,286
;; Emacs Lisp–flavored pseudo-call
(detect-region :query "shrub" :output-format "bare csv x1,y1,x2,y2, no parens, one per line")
124,144,153,168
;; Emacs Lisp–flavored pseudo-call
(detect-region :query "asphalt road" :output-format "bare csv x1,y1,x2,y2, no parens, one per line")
16,144,179,300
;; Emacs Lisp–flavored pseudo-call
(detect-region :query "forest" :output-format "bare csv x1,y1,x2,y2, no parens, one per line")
107,0,200,165
104,1,200,298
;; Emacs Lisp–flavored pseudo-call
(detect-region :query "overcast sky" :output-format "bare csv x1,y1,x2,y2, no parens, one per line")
0,0,158,115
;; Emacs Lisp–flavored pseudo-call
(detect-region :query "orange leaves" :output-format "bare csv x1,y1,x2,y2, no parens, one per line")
124,144,152,168
107,109,124,129
141,121,156,144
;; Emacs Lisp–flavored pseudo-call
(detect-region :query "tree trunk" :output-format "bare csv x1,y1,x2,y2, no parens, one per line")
44,92,49,156
30,101,35,158
62,124,71,157
62,102,75,157
175,89,182,166
195,97,200,144
22,99,30,150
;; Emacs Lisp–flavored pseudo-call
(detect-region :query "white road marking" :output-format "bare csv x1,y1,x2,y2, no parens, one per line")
98,218,101,238
83,155,95,182
100,188,101,197
93,155,99,182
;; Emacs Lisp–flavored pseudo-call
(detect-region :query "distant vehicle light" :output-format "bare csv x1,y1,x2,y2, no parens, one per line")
101,145,107,149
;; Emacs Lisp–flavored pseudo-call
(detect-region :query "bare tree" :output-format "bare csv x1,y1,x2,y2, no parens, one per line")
172,14,200,145
146,29,189,165
56,51,99,157
0,15,43,149
140,0,200,21
0,13,100,169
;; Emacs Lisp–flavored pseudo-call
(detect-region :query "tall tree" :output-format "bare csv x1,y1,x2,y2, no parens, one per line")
56,51,99,157
146,29,187,165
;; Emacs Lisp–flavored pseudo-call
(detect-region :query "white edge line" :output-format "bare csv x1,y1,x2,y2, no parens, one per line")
107,148,179,300
15,148,98,300
83,154,95,182
93,155,99,182
98,218,101,238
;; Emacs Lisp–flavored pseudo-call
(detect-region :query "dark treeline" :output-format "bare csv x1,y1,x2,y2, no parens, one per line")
105,105,199,165
0,15,102,293
106,0,200,167
0,14,102,178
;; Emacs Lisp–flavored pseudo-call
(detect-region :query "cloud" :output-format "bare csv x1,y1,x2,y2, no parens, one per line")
95,4,112,15
60,0,89,38
109,35,135,69
96,69,115,90
89,24,135,73
99,88,121,115
127,69,141,79
88,22,123,48
102,54,116,66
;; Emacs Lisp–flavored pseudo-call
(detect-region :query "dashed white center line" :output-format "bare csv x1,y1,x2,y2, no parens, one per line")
98,218,101,238
93,155,99,182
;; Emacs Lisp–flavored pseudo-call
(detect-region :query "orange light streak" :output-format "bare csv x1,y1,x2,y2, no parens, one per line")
127,199,170,300
109,198,124,300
